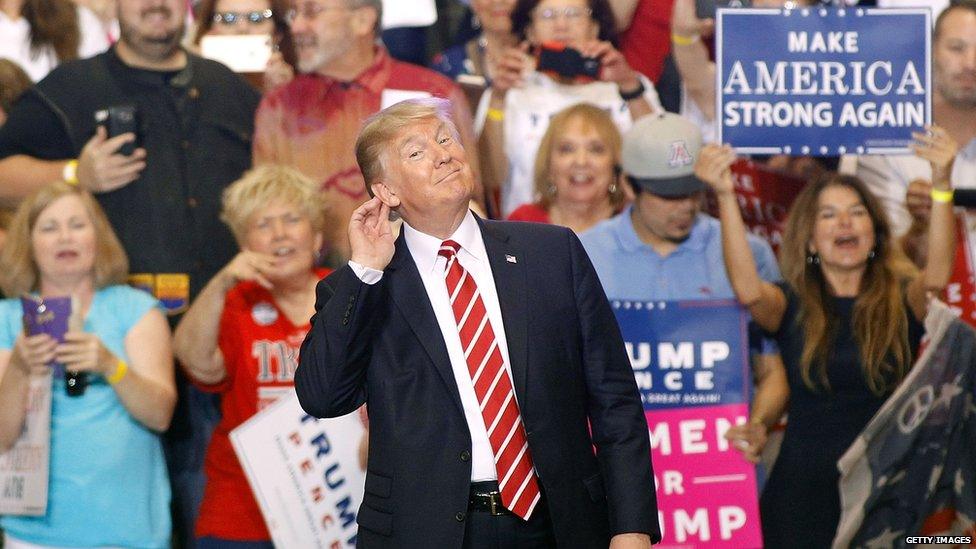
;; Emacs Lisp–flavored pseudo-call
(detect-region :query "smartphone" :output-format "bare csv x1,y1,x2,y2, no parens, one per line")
536,42,600,81
954,189,976,208
94,105,138,156
696,0,751,20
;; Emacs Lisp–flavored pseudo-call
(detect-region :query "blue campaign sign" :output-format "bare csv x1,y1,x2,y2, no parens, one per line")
716,8,930,156
611,299,751,411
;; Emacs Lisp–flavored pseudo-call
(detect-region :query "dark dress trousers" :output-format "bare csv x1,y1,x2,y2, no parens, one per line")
296,218,661,548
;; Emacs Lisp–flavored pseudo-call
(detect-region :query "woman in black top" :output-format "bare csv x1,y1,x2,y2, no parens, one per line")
697,127,959,548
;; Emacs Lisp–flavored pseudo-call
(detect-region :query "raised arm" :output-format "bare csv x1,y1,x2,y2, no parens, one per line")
696,144,787,332
56,307,176,432
173,251,276,385
478,43,531,197
608,0,640,32
296,197,394,417
670,0,717,122
906,126,958,320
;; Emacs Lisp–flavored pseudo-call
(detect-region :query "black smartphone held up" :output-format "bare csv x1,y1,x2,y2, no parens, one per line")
953,189,976,209
536,42,601,81
94,105,139,156
696,0,750,20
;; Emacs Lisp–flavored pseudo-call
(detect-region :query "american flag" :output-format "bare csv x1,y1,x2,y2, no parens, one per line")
833,300,976,548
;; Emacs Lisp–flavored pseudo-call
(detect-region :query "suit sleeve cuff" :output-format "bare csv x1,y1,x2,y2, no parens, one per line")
348,260,383,285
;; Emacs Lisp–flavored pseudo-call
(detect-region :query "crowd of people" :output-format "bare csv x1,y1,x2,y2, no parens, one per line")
0,0,973,546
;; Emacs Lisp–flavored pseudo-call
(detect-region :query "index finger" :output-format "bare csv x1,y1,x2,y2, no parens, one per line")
61,331,93,343
100,132,137,155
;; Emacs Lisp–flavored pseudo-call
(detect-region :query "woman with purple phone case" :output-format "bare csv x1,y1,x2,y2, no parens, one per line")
0,181,175,549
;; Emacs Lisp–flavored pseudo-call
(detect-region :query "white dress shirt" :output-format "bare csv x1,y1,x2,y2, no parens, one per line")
350,211,516,481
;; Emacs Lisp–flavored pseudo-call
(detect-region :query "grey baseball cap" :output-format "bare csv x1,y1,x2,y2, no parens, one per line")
621,113,705,197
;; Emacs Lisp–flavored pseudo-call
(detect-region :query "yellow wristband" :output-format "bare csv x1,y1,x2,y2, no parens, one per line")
487,107,504,122
62,159,79,186
671,33,700,46
931,188,954,203
107,359,128,385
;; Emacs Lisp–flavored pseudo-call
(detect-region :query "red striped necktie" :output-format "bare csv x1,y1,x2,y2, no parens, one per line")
438,239,541,520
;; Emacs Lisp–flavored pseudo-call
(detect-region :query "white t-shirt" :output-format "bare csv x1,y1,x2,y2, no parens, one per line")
0,5,108,82
477,71,663,216
853,137,976,236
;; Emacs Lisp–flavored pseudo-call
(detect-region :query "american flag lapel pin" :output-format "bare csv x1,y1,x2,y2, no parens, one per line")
505,254,517,264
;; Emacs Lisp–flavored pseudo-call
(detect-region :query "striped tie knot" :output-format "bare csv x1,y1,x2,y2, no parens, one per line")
439,239,462,264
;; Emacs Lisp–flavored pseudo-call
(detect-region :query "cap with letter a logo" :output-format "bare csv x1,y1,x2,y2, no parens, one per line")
621,112,706,197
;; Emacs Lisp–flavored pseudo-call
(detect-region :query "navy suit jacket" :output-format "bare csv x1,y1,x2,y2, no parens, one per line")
296,217,660,548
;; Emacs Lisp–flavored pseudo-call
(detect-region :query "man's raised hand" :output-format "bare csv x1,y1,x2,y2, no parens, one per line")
349,197,395,271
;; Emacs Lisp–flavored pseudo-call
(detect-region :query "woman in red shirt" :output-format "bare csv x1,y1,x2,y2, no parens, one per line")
507,103,627,232
173,164,330,548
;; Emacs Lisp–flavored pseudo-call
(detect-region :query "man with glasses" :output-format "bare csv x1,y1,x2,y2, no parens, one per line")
0,0,260,545
253,0,480,266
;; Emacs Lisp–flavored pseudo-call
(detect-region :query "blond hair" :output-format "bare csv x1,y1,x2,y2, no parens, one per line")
0,181,128,296
780,174,918,395
533,103,625,210
355,97,459,197
220,164,326,244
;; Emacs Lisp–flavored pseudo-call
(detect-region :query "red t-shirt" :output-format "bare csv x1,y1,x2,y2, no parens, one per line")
619,0,673,83
506,203,551,224
192,268,331,541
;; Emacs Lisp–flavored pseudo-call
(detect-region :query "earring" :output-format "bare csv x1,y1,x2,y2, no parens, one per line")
471,13,481,30
868,249,876,260
608,182,618,194
806,252,820,265
547,183,556,196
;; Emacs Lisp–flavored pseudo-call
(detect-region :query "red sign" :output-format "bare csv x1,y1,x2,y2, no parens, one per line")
943,213,976,328
705,160,808,255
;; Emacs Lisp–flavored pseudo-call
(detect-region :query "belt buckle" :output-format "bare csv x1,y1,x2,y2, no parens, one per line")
488,491,504,516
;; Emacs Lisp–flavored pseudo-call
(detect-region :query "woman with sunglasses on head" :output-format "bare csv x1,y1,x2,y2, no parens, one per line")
698,127,958,548
192,0,296,91
479,0,661,217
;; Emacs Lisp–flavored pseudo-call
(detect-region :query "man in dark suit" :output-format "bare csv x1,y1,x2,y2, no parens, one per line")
296,98,659,549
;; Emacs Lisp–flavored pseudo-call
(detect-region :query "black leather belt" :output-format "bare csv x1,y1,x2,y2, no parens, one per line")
469,481,511,516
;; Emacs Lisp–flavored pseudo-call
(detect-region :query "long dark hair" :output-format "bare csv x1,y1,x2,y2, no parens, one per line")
23,0,81,64
780,173,917,395
510,0,618,46
192,0,297,68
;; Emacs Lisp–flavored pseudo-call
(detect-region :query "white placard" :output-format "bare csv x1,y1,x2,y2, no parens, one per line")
200,34,273,73
230,393,366,548
381,0,436,29
380,88,432,110
0,373,52,516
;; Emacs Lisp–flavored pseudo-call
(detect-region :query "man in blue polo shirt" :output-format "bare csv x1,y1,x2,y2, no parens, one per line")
580,112,786,460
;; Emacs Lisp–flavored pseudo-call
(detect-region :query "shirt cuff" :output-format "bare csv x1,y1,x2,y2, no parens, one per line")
348,261,383,285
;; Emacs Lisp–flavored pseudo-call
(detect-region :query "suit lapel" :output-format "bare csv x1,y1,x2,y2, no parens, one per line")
387,232,466,417
478,219,530,412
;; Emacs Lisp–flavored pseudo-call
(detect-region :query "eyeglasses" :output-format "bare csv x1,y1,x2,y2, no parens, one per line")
533,6,592,23
212,9,273,25
284,2,351,25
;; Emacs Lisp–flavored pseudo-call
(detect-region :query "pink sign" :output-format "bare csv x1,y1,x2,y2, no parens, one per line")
648,403,763,548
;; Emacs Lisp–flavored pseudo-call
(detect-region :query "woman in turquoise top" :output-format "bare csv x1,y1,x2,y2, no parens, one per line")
0,181,176,549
